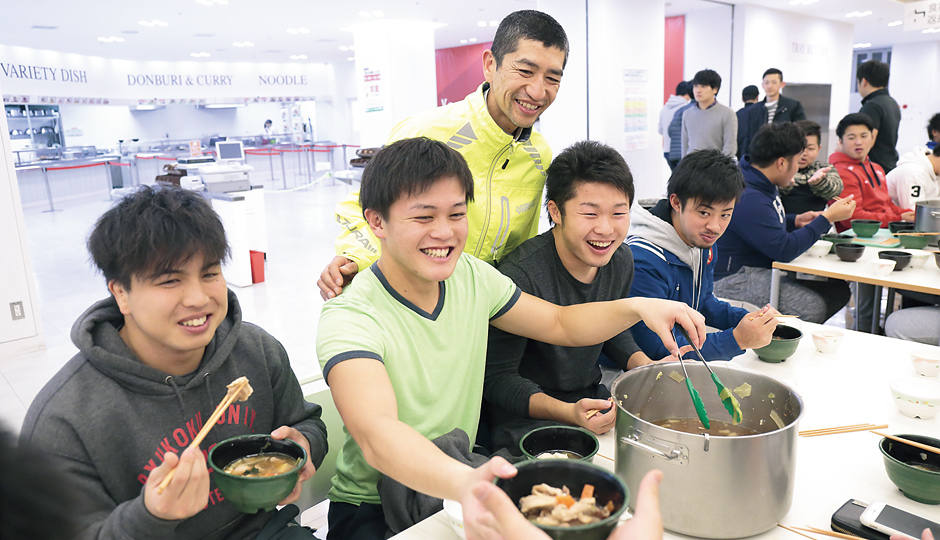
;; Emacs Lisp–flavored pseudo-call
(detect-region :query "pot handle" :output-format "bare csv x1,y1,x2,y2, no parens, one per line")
930,211,940,218
620,434,685,462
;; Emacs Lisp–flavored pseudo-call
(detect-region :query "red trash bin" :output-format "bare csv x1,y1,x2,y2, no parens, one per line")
249,250,265,283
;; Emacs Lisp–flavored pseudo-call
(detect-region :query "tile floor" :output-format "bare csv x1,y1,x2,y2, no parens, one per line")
0,177,358,435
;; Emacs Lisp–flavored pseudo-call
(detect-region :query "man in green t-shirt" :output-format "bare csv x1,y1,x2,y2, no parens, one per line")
316,137,706,540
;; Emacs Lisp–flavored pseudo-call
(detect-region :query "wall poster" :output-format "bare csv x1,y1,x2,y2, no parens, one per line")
623,69,648,151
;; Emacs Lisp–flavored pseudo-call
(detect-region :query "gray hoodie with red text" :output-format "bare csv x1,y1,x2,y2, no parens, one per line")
20,290,327,540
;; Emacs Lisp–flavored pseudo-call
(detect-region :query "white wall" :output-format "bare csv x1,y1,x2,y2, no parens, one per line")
886,41,940,153
731,5,854,151
0,81,43,356
538,0,589,154
684,5,734,107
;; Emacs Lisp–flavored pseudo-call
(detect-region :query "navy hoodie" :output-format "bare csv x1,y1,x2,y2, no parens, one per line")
628,200,747,361
715,159,832,279
20,290,328,540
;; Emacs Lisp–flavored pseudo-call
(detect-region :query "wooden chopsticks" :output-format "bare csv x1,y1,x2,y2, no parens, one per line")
871,431,940,455
778,524,822,540
794,525,864,540
798,423,888,437
893,232,939,236
156,377,253,494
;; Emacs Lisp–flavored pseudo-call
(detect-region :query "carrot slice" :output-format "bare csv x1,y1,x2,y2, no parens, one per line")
556,494,576,507
580,484,595,500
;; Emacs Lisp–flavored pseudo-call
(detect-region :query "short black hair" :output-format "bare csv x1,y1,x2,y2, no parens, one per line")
264,119,272,125
668,150,744,207
927,113,940,140
692,69,721,92
676,80,692,98
796,119,822,144
836,113,875,139
933,145,940,158
856,60,890,88
742,85,759,101
748,123,806,167
88,186,229,289
762,68,783,81
359,137,474,221
491,10,569,69
545,141,634,225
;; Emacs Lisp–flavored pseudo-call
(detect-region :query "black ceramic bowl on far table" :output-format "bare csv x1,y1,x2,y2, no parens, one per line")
889,221,916,234
879,250,912,271
495,459,628,540
821,233,854,254
835,243,865,262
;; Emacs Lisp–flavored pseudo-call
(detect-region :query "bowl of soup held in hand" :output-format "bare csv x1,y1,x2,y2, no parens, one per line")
496,459,628,540
208,434,307,513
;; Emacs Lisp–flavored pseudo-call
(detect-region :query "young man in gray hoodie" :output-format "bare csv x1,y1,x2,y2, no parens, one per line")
20,186,328,540
627,150,778,361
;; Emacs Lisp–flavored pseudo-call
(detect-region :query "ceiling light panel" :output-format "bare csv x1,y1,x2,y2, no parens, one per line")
98,36,126,43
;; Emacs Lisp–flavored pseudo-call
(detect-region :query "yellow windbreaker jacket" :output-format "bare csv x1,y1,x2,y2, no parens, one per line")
334,83,552,270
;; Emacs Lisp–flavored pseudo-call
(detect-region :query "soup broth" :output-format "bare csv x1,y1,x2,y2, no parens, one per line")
653,418,759,437
223,452,299,477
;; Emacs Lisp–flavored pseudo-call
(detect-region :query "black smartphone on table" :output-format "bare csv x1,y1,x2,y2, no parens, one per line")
831,499,940,540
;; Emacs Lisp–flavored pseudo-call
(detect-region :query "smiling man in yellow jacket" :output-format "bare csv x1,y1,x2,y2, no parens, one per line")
318,10,569,299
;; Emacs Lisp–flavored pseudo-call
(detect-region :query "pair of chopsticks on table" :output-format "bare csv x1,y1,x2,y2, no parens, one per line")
779,523,863,540
798,424,940,456
748,312,799,321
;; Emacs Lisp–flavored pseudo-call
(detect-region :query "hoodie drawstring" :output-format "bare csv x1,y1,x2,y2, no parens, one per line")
165,375,186,410
203,372,214,409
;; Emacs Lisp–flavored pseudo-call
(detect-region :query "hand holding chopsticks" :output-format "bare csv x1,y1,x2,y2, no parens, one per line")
155,377,253,494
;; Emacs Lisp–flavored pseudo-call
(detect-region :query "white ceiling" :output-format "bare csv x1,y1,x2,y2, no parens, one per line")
0,0,931,65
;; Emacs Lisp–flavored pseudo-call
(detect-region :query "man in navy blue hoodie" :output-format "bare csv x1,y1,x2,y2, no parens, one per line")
713,123,858,323
628,150,778,361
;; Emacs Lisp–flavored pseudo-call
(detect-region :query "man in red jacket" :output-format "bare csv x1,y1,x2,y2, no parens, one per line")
829,113,914,233
829,112,915,334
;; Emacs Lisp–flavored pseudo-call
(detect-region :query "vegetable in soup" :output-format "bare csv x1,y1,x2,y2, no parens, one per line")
519,483,613,526
223,452,299,477
653,418,760,437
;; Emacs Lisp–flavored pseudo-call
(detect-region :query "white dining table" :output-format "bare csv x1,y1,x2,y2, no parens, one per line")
770,237,940,333
391,323,940,540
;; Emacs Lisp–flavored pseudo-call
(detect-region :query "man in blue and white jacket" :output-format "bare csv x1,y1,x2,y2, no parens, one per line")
628,150,778,361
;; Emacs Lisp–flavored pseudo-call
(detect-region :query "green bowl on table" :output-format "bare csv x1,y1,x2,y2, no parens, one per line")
880,434,940,505
851,219,881,238
896,234,931,250
753,325,803,363
520,425,599,461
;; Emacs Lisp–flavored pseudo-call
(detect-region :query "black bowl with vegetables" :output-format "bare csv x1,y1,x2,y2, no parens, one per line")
496,459,628,540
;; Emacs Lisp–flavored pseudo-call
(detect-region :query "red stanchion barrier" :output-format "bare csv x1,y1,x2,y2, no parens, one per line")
45,160,132,171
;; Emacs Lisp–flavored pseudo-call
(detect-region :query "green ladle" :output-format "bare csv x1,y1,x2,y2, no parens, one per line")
673,328,710,429
676,325,743,425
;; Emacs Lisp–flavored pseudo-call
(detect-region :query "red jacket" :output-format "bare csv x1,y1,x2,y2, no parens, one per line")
829,151,912,232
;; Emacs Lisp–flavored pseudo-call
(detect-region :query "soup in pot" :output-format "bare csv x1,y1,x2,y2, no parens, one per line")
652,418,760,437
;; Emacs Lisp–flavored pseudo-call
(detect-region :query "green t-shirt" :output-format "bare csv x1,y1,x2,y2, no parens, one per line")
316,252,521,505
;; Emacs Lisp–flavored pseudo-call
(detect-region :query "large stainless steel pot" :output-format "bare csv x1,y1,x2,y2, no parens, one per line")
914,200,940,247
612,363,803,539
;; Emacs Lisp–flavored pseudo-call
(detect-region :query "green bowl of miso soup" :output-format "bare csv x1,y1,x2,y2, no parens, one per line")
209,434,307,513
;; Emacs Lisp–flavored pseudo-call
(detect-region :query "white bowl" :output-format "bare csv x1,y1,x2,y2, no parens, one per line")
889,377,940,419
870,259,896,277
808,240,833,258
811,328,844,354
443,499,466,540
911,348,940,377
906,249,931,269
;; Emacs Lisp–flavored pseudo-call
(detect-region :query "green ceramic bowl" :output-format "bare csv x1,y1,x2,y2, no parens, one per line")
208,435,307,514
880,434,940,504
851,219,881,238
897,234,931,250
520,425,599,461
495,460,628,540
753,325,803,363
